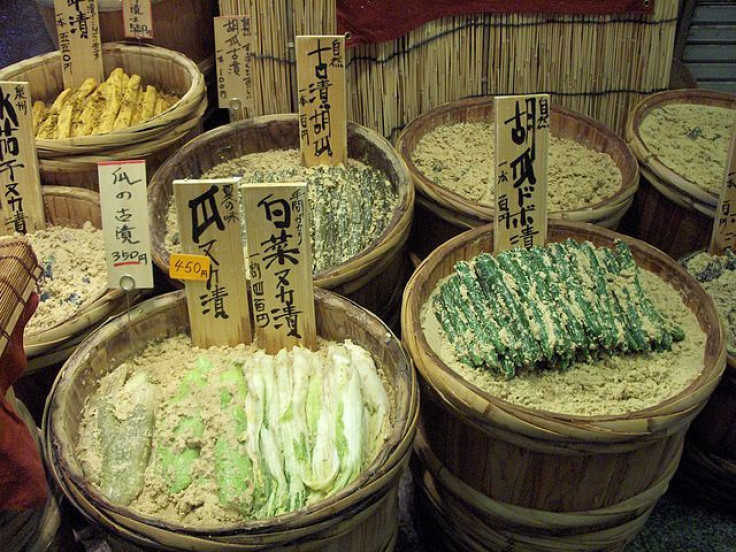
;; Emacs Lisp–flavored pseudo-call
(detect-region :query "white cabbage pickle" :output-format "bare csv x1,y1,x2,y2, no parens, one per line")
80,337,392,524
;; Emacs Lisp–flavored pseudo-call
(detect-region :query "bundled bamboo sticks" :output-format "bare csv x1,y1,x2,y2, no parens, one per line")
218,1,676,140
0,239,42,358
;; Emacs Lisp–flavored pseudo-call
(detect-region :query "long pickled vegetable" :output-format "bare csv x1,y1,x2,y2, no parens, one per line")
433,240,685,378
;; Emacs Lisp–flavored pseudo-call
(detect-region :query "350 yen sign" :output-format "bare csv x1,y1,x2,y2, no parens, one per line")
169,253,210,281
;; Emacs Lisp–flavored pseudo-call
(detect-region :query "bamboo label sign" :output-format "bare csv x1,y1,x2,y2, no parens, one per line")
174,178,251,348
53,0,104,89
122,0,154,40
0,82,45,236
214,15,255,120
98,160,153,289
242,183,316,354
295,35,347,167
493,94,550,253
710,130,736,255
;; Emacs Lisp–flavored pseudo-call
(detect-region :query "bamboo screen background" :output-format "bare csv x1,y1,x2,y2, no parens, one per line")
218,1,677,140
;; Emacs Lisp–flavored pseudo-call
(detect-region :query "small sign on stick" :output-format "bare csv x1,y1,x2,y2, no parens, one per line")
98,160,154,289
214,15,255,121
295,35,347,167
122,0,154,40
54,0,104,89
0,82,45,236
710,129,736,256
174,178,252,348
493,94,550,253
242,182,316,354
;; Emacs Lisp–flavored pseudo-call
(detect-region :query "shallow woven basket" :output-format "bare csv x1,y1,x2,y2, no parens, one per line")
23,186,135,372
401,221,726,551
148,114,414,320
396,98,638,258
0,42,207,191
44,289,418,551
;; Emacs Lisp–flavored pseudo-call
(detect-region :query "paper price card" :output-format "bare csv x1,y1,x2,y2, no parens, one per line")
493,94,550,253
242,183,317,354
295,35,347,167
54,0,104,89
174,178,252,348
98,160,154,289
0,82,45,236
711,129,736,255
169,253,211,281
214,15,255,119
122,0,154,40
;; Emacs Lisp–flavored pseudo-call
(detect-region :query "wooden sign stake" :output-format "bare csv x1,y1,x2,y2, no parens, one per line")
98,160,154,290
214,15,255,122
295,35,347,167
710,128,736,256
0,82,45,236
122,0,154,40
174,178,252,348
54,0,104,89
493,94,550,253
242,182,317,354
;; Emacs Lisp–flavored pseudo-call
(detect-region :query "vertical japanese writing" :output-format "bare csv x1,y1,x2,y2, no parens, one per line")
296,35,347,167
712,131,736,254
0,82,44,237
122,0,154,40
243,183,316,353
98,160,153,288
214,16,254,115
494,94,550,253
54,0,103,88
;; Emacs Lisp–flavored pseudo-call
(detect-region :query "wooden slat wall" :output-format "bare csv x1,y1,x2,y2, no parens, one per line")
683,0,736,93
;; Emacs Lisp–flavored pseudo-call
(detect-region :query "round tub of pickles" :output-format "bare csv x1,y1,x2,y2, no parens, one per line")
149,114,414,324
675,250,736,510
44,288,418,551
396,97,638,259
401,221,726,551
12,186,143,422
0,42,206,192
624,89,736,259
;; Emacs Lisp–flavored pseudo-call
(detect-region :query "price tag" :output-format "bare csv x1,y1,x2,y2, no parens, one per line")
98,160,154,289
0,82,46,236
122,0,154,40
295,35,347,167
493,94,550,253
214,15,255,120
169,253,211,281
174,178,252,348
54,0,104,89
242,182,317,354
710,129,736,255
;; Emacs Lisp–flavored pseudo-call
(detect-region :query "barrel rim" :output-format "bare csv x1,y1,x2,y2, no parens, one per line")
401,220,727,438
396,96,639,224
147,113,415,291
45,288,419,538
625,88,736,210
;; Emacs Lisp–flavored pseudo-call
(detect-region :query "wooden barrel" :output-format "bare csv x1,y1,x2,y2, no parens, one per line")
624,89,736,260
44,289,418,551
673,252,736,510
396,98,639,260
33,0,215,69
14,186,143,424
148,114,414,321
401,221,726,551
0,42,207,192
